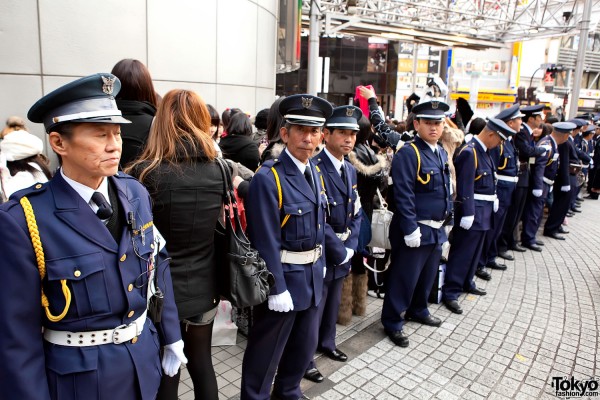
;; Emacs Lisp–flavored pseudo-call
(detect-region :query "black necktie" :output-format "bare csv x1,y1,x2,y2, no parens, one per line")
91,192,113,220
304,167,316,196
340,164,348,188
434,148,443,167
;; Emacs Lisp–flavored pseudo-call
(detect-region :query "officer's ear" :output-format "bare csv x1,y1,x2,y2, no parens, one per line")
48,131,68,157
280,126,289,144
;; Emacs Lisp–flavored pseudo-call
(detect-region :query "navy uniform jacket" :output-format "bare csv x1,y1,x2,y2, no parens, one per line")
314,153,361,282
531,136,559,191
490,139,518,178
514,124,545,187
571,136,592,165
0,172,180,400
390,135,452,245
246,150,326,311
554,142,571,187
454,139,495,231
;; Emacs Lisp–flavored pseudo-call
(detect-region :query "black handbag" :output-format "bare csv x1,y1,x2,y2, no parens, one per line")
214,158,274,308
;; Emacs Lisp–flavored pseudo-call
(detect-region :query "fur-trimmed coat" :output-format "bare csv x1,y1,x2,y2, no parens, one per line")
347,144,388,219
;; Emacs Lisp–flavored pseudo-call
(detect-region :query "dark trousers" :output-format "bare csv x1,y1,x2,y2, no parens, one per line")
442,227,486,301
381,241,441,332
544,182,572,234
498,186,527,252
479,182,515,267
521,184,549,245
241,302,319,400
306,274,345,370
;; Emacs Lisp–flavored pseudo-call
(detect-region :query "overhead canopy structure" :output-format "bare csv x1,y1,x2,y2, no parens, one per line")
302,0,600,49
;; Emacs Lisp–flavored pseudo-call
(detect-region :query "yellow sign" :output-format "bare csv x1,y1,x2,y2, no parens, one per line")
450,91,517,103
398,59,429,73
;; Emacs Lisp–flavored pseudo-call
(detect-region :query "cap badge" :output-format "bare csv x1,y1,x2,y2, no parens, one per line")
101,76,116,95
346,108,354,117
301,97,313,108
431,101,439,109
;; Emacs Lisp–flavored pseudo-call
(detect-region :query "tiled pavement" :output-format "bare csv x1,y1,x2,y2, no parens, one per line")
179,198,599,399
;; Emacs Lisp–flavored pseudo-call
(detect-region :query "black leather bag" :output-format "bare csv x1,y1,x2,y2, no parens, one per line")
214,158,274,308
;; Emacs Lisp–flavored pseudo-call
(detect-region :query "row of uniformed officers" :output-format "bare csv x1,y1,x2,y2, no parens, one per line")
0,72,593,400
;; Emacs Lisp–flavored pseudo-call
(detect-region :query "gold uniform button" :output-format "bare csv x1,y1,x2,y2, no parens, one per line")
150,243,155,249
318,224,321,229
348,199,351,203
348,213,352,217
131,337,138,344
35,184,42,189
128,311,134,318
128,284,133,292
73,270,81,278
298,209,302,214
120,254,127,262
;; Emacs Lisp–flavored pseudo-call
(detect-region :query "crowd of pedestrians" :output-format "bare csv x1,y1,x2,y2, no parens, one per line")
0,59,599,400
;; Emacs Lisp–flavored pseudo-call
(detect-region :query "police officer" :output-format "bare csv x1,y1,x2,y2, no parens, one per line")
478,105,523,277
240,94,332,400
498,105,548,255
443,119,516,314
382,101,452,346
0,74,184,399
521,122,575,249
304,106,362,383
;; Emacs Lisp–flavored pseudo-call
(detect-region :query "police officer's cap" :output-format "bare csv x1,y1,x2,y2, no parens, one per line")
28,73,131,133
567,118,587,128
412,100,449,120
279,94,333,127
325,106,362,131
584,124,596,134
495,104,524,121
521,104,544,116
486,118,516,140
552,121,576,134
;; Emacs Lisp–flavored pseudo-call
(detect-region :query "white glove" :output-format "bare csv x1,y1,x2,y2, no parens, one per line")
560,185,571,192
268,290,294,312
460,215,474,230
532,189,543,197
341,248,354,264
550,185,554,193
162,340,187,377
493,198,499,213
404,227,421,248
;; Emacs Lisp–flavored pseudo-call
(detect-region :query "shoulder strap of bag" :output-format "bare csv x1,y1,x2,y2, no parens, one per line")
20,196,71,322
215,158,248,237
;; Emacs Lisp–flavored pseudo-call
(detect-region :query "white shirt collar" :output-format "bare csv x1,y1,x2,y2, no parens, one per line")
524,123,533,134
417,135,438,153
549,135,557,148
323,147,344,175
60,169,110,210
285,148,310,173
473,136,488,152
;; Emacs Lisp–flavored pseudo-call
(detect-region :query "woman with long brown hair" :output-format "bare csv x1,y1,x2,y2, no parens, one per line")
126,89,221,400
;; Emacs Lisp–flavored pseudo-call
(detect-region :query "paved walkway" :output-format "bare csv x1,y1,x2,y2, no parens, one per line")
179,198,599,399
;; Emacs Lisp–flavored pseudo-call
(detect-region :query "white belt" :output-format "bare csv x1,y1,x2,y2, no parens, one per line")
543,177,555,185
473,194,497,202
418,220,444,229
335,229,350,242
496,175,518,183
582,164,589,168
43,311,147,347
280,245,323,264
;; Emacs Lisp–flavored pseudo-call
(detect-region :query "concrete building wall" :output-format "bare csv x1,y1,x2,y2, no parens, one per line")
0,0,278,140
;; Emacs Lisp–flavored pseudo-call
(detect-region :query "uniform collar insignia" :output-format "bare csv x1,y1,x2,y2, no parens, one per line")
101,75,116,95
346,108,354,117
302,97,313,108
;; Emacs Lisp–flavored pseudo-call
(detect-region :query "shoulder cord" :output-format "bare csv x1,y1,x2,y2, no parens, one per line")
497,143,508,170
459,144,483,181
409,143,430,184
20,196,71,322
270,165,326,228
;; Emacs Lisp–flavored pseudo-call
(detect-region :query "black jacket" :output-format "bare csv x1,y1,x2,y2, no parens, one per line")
219,134,260,170
116,99,156,168
133,159,223,319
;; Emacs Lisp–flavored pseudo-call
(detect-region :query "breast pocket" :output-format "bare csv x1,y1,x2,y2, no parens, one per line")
46,252,111,320
415,165,439,192
476,168,494,190
283,201,314,241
